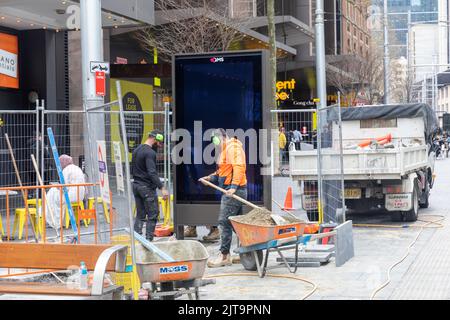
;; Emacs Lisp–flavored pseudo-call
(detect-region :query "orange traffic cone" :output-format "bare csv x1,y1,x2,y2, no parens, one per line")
283,187,295,211
358,133,393,148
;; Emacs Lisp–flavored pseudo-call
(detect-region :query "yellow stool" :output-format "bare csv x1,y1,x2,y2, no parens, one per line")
27,199,42,208
12,208,38,240
88,197,110,224
158,195,174,226
65,202,89,229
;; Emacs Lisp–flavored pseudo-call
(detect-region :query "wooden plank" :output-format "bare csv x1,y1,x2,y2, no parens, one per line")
0,243,116,271
0,282,91,296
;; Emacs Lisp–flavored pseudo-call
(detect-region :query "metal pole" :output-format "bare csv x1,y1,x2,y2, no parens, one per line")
35,101,40,201
406,10,412,101
333,0,338,56
40,100,45,186
80,0,105,242
163,98,168,187
165,101,173,220
432,58,436,111
383,0,390,104
337,93,345,223
80,0,104,185
315,0,327,224
117,81,137,279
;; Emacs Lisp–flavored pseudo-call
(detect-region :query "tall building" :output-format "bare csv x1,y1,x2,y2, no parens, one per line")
380,0,440,57
251,0,371,106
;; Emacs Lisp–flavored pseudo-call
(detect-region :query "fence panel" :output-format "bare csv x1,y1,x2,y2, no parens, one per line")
271,107,345,224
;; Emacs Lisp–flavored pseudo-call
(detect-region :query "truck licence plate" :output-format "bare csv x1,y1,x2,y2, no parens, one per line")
301,194,318,210
386,194,412,211
344,188,362,199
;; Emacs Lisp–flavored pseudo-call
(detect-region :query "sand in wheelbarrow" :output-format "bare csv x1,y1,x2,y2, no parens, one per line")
136,241,204,264
232,208,299,226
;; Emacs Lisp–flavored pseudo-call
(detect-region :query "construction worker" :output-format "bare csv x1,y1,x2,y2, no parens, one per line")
132,130,169,241
200,128,247,268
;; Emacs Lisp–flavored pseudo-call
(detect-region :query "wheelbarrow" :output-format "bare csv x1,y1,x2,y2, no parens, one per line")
230,219,355,277
135,240,211,300
229,216,313,277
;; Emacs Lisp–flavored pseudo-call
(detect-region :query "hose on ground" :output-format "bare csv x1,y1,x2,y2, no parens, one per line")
204,272,317,300
370,214,445,300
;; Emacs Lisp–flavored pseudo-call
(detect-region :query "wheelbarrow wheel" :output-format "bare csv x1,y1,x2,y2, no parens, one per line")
240,250,263,271
160,282,175,300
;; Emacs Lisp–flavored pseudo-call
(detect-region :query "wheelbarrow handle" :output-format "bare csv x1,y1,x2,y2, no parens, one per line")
199,178,260,210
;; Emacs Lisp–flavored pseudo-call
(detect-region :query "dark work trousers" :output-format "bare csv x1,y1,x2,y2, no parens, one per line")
133,183,159,241
218,187,248,255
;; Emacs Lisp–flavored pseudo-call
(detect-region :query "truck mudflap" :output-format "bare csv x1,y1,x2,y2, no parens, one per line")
385,193,413,211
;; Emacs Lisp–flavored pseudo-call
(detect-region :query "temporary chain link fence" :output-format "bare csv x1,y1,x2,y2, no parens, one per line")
0,82,173,248
271,103,345,225
317,101,346,225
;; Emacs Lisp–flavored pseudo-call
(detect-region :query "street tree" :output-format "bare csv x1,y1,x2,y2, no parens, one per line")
327,49,384,106
136,0,247,62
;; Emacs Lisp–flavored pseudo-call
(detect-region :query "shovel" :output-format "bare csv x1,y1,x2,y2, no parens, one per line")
199,178,287,225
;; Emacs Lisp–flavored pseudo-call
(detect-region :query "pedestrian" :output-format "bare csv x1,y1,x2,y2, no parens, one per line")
293,128,303,150
279,127,287,164
200,128,247,268
45,154,85,229
131,130,169,241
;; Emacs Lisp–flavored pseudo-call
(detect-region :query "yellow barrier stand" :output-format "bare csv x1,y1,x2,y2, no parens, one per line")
65,202,89,229
88,197,110,224
110,235,140,299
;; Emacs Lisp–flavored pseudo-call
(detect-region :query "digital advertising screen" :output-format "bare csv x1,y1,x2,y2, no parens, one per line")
174,52,264,204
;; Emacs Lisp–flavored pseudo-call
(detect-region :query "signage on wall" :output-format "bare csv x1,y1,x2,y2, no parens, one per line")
95,71,106,96
110,79,154,161
113,141,125,192
97,140,110,205
0,33,19,89
115,57,128,64
90,61,110,74
276,79,296,101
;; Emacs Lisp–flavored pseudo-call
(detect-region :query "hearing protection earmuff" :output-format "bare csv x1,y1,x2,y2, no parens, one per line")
211,128,226,146
155,133,164,143
149,130,164,143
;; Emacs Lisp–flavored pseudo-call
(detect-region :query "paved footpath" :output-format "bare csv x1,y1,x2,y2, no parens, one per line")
388,157,450,299
197,157,450,300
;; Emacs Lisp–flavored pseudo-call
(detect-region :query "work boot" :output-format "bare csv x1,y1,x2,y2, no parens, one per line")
231,255,241,264
202,227,220,241
207,253,232,268
184,226,197,238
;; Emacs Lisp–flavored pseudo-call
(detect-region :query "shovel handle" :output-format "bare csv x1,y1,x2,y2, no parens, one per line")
199,178,260,210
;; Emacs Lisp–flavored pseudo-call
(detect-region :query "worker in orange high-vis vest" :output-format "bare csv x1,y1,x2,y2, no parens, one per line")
200,128,247,268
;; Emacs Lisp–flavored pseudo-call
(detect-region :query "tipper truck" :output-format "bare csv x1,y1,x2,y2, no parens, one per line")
289,104,439,222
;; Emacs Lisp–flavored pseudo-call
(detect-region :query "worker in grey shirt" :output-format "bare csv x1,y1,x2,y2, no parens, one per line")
131,130,169,241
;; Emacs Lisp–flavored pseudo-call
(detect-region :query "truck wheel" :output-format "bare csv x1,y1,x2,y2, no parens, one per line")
419,184,430,209
307,211,319,222
240,250,263,271
405,182,419,222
